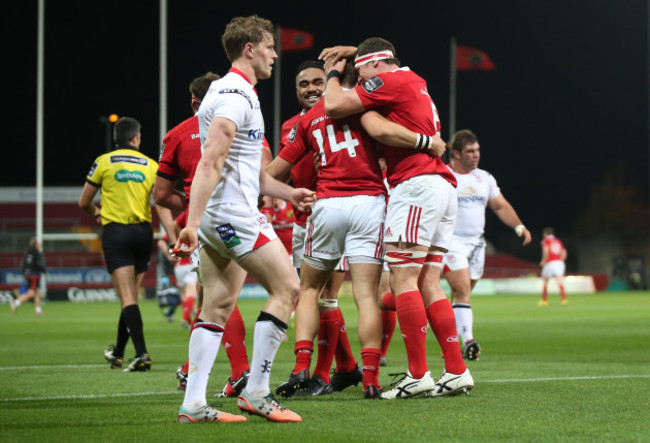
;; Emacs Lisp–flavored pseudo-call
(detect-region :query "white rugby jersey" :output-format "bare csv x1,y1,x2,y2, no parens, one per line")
452,167,500,241
197,68,265,212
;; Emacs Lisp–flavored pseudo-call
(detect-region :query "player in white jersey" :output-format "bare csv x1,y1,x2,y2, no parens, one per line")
442,129,531,360
173,15,314,424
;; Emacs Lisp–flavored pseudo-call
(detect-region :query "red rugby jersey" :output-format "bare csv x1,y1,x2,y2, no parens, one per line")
280,100,385,199
355,68,456,188
279,112,317,226
542,235,565,262
157,116,202,206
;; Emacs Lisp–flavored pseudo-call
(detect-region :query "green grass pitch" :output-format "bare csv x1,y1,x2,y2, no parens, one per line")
2,291,649,442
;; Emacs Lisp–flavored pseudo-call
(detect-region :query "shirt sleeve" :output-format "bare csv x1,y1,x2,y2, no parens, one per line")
86,156,103,187
486,171,501,200
278,120,310,165
211,88,253,130
157,130,181,179
355,73,400,110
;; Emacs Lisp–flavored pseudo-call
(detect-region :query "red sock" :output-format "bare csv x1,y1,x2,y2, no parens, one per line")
381,291,396,310
381,310,397,356
542,285,548,302
313,310,340,383
293,340,313,374
334,308,357,373
182,295,195,324
559,284,567,301
361,348,381,389
426,299,466,374
222,305,249,379
394,290,428,378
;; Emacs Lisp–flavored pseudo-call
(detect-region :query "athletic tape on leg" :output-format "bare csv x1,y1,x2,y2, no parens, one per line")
384,251,427,268
424,251,444,267
318,298,338,308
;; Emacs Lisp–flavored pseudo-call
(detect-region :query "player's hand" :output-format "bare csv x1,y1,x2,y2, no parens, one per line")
291,188,316,213
427,134,447,158
323,57,347,77
319,46,357,64
172,227,198,258
519,227,532,245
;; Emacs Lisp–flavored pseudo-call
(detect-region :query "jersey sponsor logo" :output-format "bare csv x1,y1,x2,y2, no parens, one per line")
310,114,330,126
219,88,253,108
114,169,146,183
87,161,98,177
287,123,299,142
110,155,149,166
216,223,242,248
248,129,265,141
361,76,384,93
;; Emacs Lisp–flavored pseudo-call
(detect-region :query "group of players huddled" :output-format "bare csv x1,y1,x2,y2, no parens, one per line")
88,15,567,424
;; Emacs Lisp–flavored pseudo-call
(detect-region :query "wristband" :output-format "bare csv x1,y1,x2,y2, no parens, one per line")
415,133,431,150
327,70,341,81
514,224,526,235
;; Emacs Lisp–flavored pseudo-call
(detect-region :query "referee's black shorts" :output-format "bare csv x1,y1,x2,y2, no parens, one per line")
101,222,153,274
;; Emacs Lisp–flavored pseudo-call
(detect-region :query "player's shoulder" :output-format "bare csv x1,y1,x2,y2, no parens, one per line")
213,72,257,108
281,111,303,130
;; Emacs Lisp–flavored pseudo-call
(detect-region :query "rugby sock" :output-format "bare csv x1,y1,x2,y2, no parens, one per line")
394,290,428,379
223,305,250,379
181,309,204,375
542,285,548,302
559,284,567,301
313,310,340,383
452,303,474,344
181,295,195,324
293,340,314,374
122,304,147,356
114,311,129,358
381,310,397,357
334,308,358,373
182,321,224,410
361,348,382,389
381,291,396,310
426,299,466,374
245,312,287,398
14,300,21,307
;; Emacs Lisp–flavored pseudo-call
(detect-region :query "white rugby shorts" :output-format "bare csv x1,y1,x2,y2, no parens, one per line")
384,175,457,249
443,237,486,280
174,263,198,288
303,195,386,270
198,203,277,262
292,223,307,268
542,260,565,278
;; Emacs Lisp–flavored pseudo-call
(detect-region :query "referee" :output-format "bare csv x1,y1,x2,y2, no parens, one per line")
79,116,170,372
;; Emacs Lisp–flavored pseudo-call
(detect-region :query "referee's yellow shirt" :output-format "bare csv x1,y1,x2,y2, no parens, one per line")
85,147,158,225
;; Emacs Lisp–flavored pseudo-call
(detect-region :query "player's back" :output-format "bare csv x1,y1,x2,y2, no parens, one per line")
158,115,202,202
356,68,455,188
543,236,565,261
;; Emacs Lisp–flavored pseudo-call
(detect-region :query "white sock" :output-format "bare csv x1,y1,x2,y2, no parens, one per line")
245,318,286,398
14,300,21,307
35,306,42,314
182,323,223,411
452,303,474,344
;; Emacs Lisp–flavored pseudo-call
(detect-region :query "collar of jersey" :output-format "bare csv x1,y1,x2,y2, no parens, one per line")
228,67,256,93
113,144,138,151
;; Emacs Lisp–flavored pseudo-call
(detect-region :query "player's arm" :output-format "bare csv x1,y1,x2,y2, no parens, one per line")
175,117,234,256
78,182,101,224
488,193,531,245
561,247,568,262
156,204,176,245
360,111,447,157
319,45,358,64
322,59,365,118
266,156,294,184
540,244,549,267
259,145,274,222
154,175,187,212
259,168,315,214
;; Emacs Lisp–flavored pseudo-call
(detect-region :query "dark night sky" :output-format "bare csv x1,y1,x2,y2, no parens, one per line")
5,0,650,259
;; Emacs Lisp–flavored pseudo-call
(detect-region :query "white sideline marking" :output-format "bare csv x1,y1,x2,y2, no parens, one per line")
0,364,106,371
2,391,179,402
1,372,649,402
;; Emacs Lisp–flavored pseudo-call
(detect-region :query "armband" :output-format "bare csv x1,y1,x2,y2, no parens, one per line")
414,134,432,150
327,70,341,81
514,224,526,235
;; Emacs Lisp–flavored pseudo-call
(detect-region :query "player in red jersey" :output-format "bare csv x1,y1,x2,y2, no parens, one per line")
271,198,295,256
273,60,363,396
320,38,474,399
539,227,568,306
269,62,386,398
154,72,250,397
